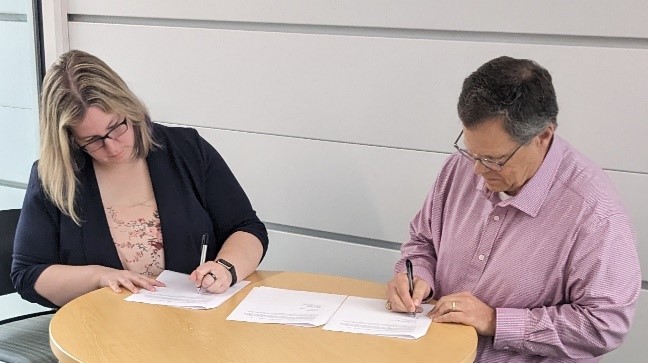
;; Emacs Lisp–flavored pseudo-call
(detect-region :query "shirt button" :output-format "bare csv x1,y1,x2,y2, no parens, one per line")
478,254,485,261
493,215,500,221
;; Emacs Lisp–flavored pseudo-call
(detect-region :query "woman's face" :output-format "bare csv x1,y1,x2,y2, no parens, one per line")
70,106,136,167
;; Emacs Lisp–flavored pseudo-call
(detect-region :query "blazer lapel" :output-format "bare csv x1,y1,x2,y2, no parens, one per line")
147,146,194,273
79,159,123,269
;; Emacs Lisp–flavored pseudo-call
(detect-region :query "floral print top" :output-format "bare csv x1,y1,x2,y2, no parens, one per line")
105,198,164,277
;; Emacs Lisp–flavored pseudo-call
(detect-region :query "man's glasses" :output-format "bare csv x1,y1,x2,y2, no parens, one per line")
453,130,523,172
78,118,129,153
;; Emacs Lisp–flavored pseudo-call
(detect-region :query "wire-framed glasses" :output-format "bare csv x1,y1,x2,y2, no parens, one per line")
78,118,129,153
453,130,523,172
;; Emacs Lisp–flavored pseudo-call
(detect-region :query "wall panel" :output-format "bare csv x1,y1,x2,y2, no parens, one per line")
0,0,24,14
69,22,648,173
68,1,648,38
259,230,400,284
200,127,648,278
0,106,39,183
0,186,26,210
0,21,35,109
193,126,442,244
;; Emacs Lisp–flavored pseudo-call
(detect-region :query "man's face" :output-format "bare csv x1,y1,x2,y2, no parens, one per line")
462,117,553,195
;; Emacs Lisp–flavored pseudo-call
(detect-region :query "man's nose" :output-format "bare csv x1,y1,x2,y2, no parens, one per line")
473,160,490,175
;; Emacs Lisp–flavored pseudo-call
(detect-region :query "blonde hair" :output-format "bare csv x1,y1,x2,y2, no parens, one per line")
38,49,158,225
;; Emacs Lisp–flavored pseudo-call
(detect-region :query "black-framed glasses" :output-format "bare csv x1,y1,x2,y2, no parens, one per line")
453,130,523,172
78,118,129,153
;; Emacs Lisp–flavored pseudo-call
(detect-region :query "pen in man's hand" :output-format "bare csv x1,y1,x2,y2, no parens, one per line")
406,259,416,318
197,233,208,293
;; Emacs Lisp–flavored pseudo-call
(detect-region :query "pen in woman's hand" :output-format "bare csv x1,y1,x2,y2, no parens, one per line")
406,259,416,318
197,233,208,293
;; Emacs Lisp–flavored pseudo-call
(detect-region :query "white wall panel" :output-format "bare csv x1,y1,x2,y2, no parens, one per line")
608,171,648,281
192,126,442,244
0,107,39,183
0,0,24,14
69,22,648,173
603,290,647,362
0,186,26,210
201,126,648,278
0,21,35,109
68,1,648,39
259,230,400,284
0,294,50,321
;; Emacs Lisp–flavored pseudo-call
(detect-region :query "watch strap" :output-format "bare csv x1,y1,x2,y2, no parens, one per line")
215,258,237,286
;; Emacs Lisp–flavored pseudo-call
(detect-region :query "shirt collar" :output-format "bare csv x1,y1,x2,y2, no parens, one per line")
477,135,565,217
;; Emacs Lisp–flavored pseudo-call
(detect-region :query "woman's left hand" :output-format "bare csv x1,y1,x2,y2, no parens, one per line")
189,261,232,294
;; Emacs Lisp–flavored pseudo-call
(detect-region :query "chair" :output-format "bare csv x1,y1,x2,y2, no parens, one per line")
0,209,56,363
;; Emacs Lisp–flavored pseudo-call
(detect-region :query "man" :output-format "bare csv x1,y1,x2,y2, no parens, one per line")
386,56,640,362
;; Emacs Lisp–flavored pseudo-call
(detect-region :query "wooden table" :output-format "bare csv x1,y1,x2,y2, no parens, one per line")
50,271,477,362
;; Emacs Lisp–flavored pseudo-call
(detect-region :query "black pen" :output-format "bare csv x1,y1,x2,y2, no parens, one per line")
406,259,416,318
197,233,208,293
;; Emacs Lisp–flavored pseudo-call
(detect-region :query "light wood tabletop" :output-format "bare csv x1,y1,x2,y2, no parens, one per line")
50,271,477,362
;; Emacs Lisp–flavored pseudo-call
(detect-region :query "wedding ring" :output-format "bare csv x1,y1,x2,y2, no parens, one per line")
385,301,392,310
207,272,218,281
451,301,456,312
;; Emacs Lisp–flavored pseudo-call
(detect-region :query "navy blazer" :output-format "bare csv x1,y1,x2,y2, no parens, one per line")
11,123,268,308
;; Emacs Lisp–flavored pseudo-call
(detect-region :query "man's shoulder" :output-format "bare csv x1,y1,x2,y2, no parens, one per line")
553,137,625,216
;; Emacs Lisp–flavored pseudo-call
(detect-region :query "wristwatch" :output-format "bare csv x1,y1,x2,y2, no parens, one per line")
215,259,237,286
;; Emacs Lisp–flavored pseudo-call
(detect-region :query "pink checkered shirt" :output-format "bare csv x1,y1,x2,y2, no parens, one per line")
396,135,641,362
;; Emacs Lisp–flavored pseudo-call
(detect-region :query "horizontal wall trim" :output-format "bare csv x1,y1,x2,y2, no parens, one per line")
0,105,32,111
266,223,400,251
165,122,449,155
0,180,27,189
0,13,26,22
605,168,648,177
167,122,648,177
68,15,648,50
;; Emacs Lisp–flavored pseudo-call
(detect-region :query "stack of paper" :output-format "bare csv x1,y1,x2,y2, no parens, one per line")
226,286,347,327
125,270,249,309
226,287,434,339
322,296,433,339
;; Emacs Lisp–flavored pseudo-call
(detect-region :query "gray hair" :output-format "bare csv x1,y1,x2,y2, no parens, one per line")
457,56,558,144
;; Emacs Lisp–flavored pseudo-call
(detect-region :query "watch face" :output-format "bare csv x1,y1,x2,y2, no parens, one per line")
217,259,233,270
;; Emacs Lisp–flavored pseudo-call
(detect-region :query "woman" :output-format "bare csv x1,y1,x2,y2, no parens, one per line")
11,50,268,308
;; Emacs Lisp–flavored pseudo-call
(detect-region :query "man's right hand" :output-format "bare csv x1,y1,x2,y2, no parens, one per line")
385,273,430,313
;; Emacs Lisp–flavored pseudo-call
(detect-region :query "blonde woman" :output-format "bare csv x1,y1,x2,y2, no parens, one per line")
11,50,268,307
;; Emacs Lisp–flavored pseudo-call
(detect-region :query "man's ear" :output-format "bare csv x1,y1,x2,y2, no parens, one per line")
536,124,555,147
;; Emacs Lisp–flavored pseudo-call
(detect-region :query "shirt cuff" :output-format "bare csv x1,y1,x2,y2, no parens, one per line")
493,307,527,352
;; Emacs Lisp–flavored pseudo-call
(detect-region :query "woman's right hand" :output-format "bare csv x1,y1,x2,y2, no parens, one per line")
95,266,166,294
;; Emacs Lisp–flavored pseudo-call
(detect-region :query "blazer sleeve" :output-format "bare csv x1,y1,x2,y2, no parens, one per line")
194,131,269,259
10,163,61,308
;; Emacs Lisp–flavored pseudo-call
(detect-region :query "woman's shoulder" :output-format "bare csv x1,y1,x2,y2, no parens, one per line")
151,122,200,143
149,122,218,165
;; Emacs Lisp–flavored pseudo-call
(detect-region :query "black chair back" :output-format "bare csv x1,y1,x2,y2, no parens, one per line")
0,209,20,296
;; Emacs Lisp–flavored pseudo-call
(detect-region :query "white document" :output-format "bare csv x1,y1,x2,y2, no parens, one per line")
226,286,347,327
124,270,249,309
323,296,434,339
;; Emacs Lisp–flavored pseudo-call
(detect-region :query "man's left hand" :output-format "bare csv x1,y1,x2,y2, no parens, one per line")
428,291,496,336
